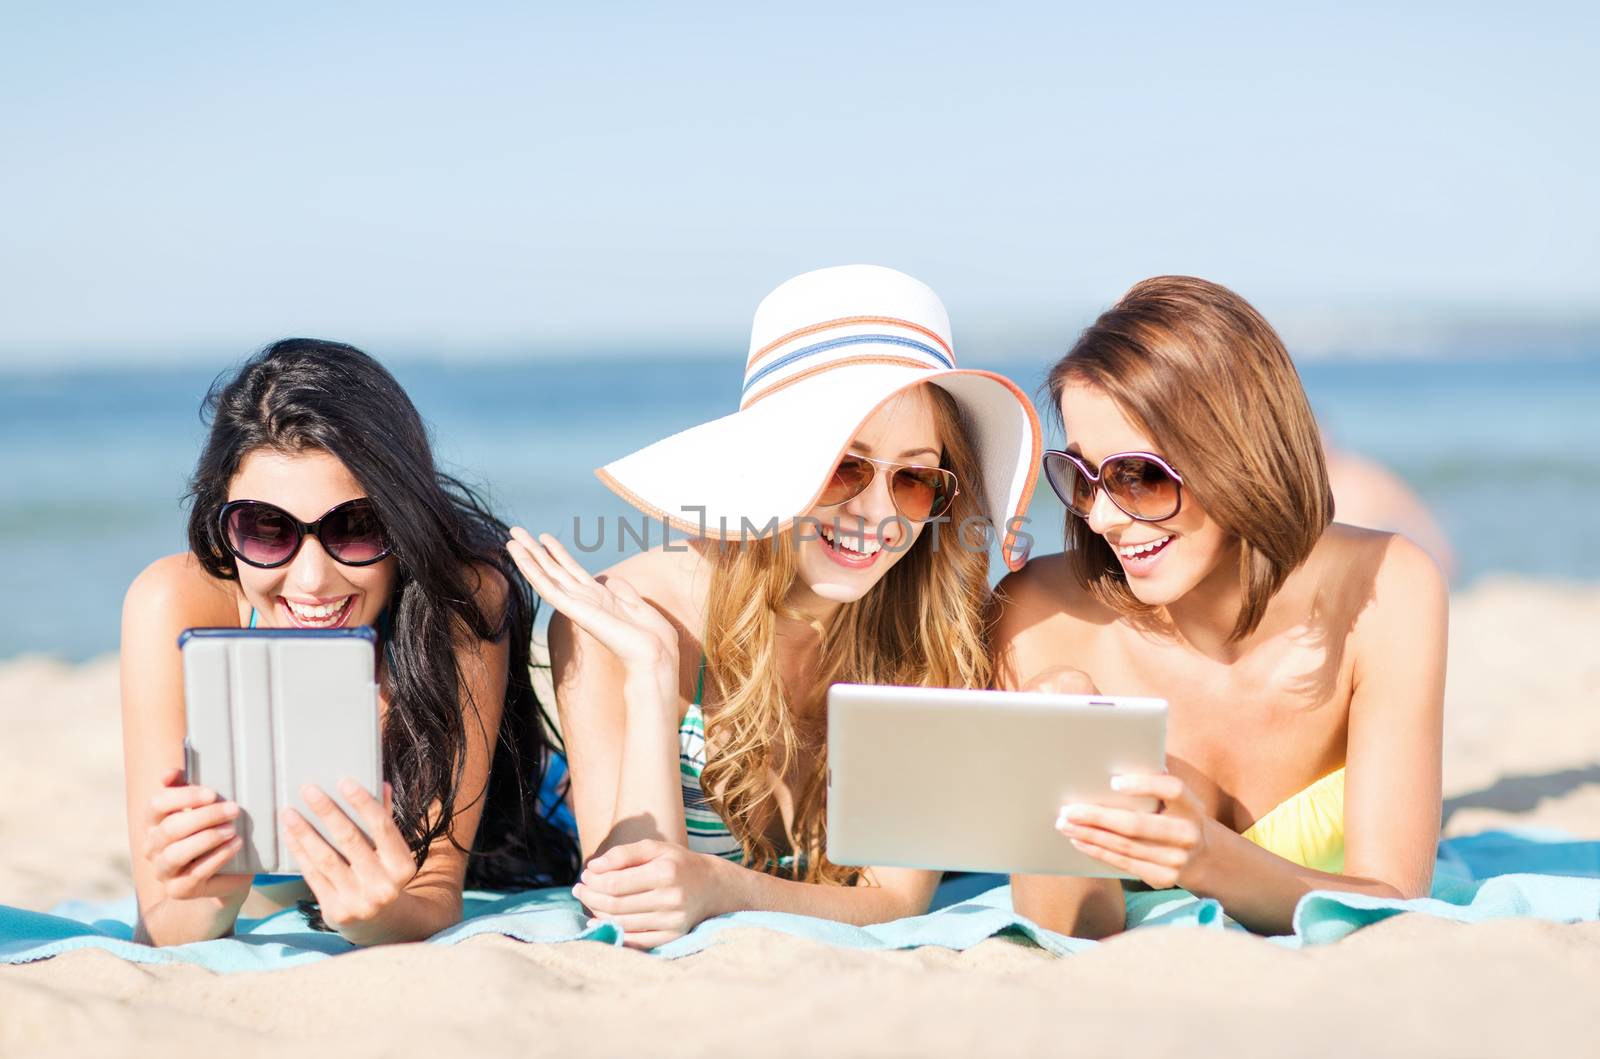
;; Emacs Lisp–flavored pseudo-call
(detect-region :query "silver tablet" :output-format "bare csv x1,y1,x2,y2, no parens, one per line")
179,627,384,876
825,684,1167,877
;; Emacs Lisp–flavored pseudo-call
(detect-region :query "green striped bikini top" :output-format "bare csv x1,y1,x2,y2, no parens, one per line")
678,654,801,873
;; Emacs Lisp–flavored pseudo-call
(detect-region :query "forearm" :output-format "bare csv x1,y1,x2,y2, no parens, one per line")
134,890,247,947
335,884,465,946
598,675,688,854
718,865,936,926
1010,875,1126,940
1186,830,1414,935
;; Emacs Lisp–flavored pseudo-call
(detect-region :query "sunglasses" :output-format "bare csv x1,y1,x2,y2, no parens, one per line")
1042,449,1184,523
816,452,959,524
218,498,392,569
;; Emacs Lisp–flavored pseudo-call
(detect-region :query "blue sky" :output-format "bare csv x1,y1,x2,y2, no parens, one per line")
2,2,1596,366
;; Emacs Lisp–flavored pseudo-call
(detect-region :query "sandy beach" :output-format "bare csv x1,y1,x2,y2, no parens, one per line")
3,576,1598,1058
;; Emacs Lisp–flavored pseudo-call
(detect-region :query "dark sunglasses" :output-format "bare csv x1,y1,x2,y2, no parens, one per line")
218,498,392,569
817,452,959,524
1042,449,1184,523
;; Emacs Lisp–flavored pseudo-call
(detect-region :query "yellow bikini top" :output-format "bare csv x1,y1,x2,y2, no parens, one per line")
1238,767,1345,874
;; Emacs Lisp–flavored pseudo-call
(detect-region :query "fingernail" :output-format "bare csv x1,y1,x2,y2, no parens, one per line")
570,884,581,897
221,802,240,817
1110,776,1132,792
218,826,235,839
337,778,359,798
1070,838,1089,851
1061,803,1088,823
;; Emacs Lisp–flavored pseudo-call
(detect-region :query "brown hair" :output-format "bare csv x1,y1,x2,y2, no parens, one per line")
699,384,993,884
1045,276,1332,641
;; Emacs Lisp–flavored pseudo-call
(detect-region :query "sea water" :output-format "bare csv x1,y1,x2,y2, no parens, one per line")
3,353,1596,660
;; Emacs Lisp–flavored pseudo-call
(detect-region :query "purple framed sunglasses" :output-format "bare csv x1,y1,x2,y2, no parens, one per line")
1041,449,1185,523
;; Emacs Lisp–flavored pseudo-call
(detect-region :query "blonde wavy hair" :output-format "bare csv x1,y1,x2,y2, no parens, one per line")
699,384,994,885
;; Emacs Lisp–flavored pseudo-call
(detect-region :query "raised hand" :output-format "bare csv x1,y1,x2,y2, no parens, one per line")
506,529,680,702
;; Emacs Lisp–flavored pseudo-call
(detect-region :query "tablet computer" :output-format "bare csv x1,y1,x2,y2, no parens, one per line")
179,627,384,876
825,684,1167,877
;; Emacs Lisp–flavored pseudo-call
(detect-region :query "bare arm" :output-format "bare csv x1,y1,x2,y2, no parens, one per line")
325,566,515,943
121,556,256,946
989,567,1127,940
1065,536,1448,934
721,863,938,923
509,531,687,860
575,839,939,949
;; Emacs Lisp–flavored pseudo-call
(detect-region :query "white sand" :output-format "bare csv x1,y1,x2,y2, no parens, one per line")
2,577,1598,1058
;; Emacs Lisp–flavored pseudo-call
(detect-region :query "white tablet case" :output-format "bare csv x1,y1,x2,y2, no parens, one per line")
180,628,383,875
826,684,1168,877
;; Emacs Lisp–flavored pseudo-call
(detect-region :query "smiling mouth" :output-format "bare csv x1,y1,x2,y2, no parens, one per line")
818,525,885,568
1117,534,1173,560
279,595,356,629
1113,534,1174,575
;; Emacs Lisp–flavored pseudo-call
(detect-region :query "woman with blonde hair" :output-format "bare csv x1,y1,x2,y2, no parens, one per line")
998,276,1447,937
509,265,1040,948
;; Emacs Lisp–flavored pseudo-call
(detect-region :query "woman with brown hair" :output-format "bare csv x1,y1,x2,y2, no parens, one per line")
507,265,1042,949
999,276,1447,937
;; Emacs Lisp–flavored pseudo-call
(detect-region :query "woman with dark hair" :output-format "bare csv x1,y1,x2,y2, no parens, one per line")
120,338,577,946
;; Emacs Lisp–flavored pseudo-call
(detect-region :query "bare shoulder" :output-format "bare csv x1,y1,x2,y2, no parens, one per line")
992,552,1112,635
1366,528,1448,623
990,552,1116,688
592,541,712,629
120,555,239,731
1310,524,1447,639
123,552,239,629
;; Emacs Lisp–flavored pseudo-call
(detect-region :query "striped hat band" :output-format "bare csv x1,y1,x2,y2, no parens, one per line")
740,316,955,409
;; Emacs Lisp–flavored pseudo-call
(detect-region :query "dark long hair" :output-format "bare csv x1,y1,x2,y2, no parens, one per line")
187,339,579,918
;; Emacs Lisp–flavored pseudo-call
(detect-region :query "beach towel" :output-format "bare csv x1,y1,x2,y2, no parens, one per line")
0,888,618,972
3,830,1596,970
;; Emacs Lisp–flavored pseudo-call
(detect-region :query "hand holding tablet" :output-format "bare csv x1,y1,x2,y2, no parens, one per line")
179,627,385,876
825,684,1169,877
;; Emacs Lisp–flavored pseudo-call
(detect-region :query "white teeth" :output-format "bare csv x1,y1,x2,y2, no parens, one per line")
819,525,882,555
1118,535,1172,559
286,598,350,623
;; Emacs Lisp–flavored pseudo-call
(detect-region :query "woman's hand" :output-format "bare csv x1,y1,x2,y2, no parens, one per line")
573,839,736,950
281,779,418,945
142,766,253,906
1055,773,1215,891
507,529,680,707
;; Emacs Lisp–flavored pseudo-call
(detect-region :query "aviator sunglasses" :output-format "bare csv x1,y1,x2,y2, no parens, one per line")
218,498,392,569
816,452,959,523
1042,449,1185,523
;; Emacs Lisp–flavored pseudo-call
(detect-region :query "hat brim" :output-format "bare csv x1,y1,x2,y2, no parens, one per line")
595,363,1041,570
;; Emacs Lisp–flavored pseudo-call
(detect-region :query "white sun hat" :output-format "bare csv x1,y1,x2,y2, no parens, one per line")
596,264,1042,570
